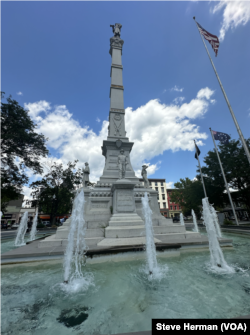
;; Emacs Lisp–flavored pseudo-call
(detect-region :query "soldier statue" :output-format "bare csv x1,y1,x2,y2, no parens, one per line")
141,165,149,188
110,23,122,37
82,162,90,187
117,149,127,179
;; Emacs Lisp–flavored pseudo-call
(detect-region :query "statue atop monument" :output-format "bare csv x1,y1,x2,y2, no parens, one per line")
82,162,90,187
117,149,127,179
109,23,124,55
110,23,122,38
141,165,149,188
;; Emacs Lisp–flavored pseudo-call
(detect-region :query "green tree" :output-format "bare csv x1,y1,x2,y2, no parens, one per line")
170,178,204,217
200,138,250,215
1,93,48,211
30,160,83,224
171,138,250,218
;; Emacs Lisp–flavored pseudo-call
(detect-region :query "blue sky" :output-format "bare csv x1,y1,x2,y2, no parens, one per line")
2,1,250,197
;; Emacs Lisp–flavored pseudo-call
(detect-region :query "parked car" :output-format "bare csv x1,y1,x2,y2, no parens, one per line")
11,224,20,230
173,217,180,223
43,221,51,227
228,216,235,220
1,222,8,229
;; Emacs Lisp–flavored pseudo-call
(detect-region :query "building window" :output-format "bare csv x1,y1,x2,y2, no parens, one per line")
170,206,173,210
161,182,164,186
170,201,172,204
162,195,165,200
175,206,177,210
155,187,158,192
157,195,159,200
149,182,152,186
155,182,157,186
161,187,164,193
179,206,181,209
163,202,166,208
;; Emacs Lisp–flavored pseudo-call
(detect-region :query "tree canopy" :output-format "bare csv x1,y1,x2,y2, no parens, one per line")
1,93,48,211
200,138,250,214
30,160,83,223
171,138,250,217
170,178,204,217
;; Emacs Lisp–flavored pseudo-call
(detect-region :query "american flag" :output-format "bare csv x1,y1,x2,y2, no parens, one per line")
196,22,219,57
212,130,230,144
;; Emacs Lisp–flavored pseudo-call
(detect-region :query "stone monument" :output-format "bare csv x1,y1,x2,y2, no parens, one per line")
39,23,203,249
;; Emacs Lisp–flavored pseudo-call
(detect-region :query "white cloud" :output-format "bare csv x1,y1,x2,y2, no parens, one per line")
126,88,213,171
171,85,183,92
212,1,250,41
24,87,214,183
173,96,185,104
96,117,101,122
196,87,214,100
166,182,174,189
17,91,23,96
24,100,51,121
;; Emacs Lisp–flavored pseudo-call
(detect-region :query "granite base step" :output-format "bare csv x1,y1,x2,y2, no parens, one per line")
105,225,186,238
97,236,161,247
38,236,104,248
108,213,144,227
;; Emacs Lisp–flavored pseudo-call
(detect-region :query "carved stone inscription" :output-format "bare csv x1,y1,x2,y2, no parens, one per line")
116,190,134,212
91,202,108,209
109,158,118,163
110,150,119,156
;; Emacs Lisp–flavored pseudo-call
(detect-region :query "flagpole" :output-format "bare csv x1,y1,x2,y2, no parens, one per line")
193,17,250,166
194,140,207,198
209,129,239,225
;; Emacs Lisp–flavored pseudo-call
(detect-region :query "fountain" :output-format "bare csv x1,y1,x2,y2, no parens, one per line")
211,205,222,238
192,209,199,233
141,192,158,275
15,211,28,246
202,198,233,273
29,210,38,241
63,189,88,284
1,23,248,335
180,213,185,226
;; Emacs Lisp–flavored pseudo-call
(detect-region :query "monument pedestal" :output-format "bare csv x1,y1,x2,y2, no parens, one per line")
112,179,136,213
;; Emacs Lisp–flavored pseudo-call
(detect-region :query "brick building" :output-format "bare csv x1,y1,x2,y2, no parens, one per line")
167,188,182,218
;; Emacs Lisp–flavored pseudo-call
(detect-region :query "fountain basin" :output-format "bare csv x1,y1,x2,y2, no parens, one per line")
1,233,250,335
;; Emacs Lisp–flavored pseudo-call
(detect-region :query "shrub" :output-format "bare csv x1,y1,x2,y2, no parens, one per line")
37,223,45,228
223,219,234,225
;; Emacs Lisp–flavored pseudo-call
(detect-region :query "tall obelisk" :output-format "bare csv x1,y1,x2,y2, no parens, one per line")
99,23,139,184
